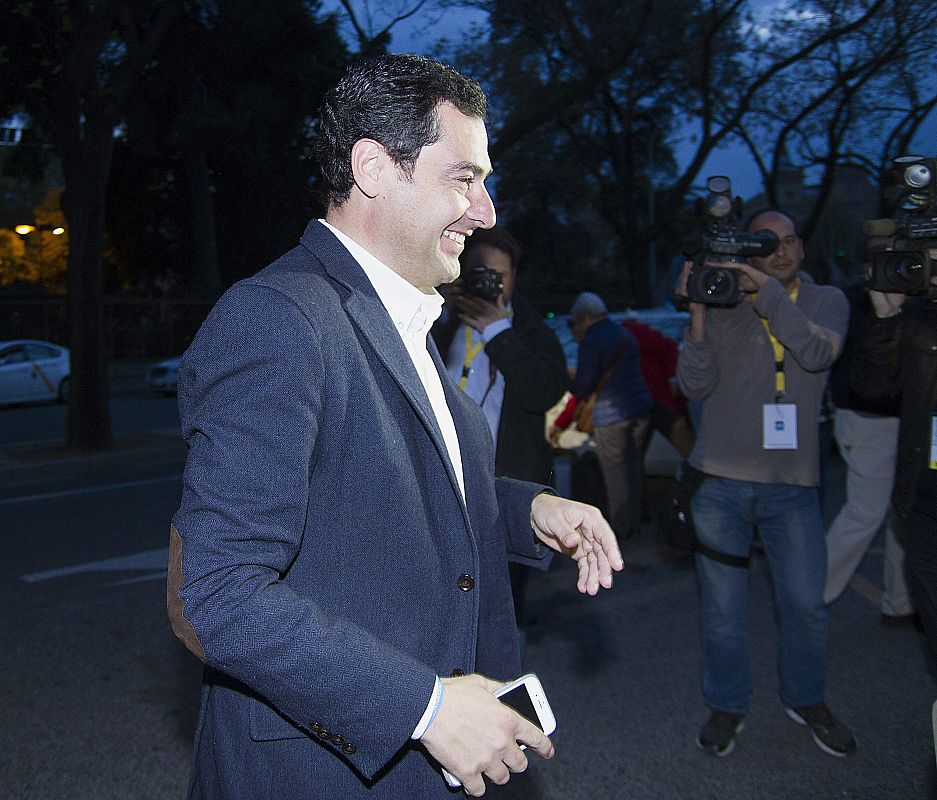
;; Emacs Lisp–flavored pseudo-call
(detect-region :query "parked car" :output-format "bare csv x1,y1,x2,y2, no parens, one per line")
0,339,70,405
146,356,182,395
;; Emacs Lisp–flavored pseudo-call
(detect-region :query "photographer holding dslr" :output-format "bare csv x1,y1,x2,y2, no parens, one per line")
434,226,569,623
434,226,568,486
849,155,937,661
675,188,854,759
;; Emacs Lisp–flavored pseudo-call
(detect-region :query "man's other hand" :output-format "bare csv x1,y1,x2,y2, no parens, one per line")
454,293,510,333
530,494,624,595
420,674,554,797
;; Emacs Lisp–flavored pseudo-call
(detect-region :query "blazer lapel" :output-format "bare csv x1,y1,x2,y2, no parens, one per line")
301,221,468,507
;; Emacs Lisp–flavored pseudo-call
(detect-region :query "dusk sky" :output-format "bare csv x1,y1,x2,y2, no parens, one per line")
322,1,936,201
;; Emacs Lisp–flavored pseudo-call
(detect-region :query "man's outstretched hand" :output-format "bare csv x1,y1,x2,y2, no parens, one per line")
530,493,624,595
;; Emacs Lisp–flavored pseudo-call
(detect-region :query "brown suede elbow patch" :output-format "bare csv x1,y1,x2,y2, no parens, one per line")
167,524,206,662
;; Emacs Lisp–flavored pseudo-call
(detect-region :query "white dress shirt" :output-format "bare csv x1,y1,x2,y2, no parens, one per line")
319,220,458,738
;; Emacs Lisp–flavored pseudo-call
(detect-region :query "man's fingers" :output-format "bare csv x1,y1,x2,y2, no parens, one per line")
512,714,553,757
463,775,487,797
502,747,529,775
485,764,511,786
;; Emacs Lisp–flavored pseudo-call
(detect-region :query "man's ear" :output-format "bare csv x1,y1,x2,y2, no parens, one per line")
350,138,390,199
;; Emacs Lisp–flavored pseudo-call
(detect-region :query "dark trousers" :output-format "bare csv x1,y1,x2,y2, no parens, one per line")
906,505,937,666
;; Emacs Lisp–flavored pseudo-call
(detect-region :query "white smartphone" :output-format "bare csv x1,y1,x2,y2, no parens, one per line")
442,672,556,788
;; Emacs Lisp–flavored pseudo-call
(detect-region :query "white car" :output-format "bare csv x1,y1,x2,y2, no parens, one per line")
0,339,70,405
146,356,182,395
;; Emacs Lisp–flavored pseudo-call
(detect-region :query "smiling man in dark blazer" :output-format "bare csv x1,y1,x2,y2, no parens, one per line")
167,54,623,799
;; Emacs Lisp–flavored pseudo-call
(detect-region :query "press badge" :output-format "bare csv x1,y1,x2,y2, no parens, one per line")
764,403,798,449
930,416,937,470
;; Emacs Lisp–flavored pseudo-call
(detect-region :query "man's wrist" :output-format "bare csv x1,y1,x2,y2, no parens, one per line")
412,676,444,740
481,317,512,342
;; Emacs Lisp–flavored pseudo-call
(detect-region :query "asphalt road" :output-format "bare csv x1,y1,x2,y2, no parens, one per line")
0,446,194,799
0,362,178,447
1,409,936,799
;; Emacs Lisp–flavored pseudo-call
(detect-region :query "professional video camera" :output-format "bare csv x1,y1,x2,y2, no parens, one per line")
462,264,504,301
681,176,779,306
864,155,937,296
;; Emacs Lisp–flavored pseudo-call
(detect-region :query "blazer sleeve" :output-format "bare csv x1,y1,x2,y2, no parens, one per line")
494,476,554,570
169,282,436,779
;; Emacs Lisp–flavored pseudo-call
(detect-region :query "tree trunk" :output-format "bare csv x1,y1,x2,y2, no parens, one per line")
181,137,221,298
60,110,116,450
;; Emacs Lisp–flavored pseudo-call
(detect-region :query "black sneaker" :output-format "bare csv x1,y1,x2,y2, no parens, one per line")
697,709,745,756
784,703,857,757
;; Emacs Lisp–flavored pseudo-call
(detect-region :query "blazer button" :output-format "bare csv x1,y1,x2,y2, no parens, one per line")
342,741,357,755
457,574,475,592
330,732,346,747
316,728,331,740
310,721,323,733
450,668,464,677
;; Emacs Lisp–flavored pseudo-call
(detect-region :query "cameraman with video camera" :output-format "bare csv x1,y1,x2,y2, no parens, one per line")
849,155,937,661
675,189,854,758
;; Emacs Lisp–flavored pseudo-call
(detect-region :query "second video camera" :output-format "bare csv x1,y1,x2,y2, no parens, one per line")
864,155,937,296
684,176,778,306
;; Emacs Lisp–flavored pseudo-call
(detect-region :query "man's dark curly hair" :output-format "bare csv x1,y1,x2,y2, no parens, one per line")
315,54,488,207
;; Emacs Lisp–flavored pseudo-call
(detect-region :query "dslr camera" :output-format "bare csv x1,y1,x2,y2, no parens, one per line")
682,176,778,306
864,155,937,296
462,264,504,301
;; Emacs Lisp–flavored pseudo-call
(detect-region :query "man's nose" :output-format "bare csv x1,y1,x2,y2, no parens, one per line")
470,182,496,230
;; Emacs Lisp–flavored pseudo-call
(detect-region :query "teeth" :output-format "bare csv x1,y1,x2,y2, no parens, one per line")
443,230,465,245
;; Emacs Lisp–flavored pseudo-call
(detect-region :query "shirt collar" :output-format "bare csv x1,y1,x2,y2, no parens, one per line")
319,220,443,340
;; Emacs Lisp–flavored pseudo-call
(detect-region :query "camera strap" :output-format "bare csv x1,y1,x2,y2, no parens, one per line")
759,280,800,402
459,325,485,390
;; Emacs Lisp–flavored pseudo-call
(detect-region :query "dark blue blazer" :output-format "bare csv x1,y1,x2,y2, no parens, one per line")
169,220,550,799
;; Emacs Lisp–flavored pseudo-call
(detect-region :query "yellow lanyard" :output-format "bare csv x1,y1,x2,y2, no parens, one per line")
759,280,800,401
459,326,484,390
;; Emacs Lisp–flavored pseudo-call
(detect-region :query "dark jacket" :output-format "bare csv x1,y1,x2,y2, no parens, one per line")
434,292,569,484
829,284,900,415
571,318,653,428
850,297,937,523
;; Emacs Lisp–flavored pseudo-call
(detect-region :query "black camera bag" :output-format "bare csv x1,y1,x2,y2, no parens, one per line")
657,461,751,568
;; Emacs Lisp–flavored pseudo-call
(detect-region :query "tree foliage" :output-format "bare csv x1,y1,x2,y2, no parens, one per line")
441,0,937,303
109,1,348,295
0,0,183,448
0,0,349,448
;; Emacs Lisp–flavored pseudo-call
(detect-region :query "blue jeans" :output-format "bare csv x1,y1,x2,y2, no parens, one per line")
692,477,828,714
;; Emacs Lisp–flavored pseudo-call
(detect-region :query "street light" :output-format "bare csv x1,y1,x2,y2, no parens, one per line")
15,223,65,235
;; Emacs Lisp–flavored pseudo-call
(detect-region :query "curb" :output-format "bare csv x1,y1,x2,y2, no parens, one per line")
0,431,186,485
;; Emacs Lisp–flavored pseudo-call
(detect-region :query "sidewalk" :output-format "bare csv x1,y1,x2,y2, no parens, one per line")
0,359,183,492
0,431,186,496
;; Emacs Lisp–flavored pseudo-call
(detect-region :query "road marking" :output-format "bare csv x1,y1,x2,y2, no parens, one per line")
0,474,181,506
104,571,168,587
21,547,168,583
